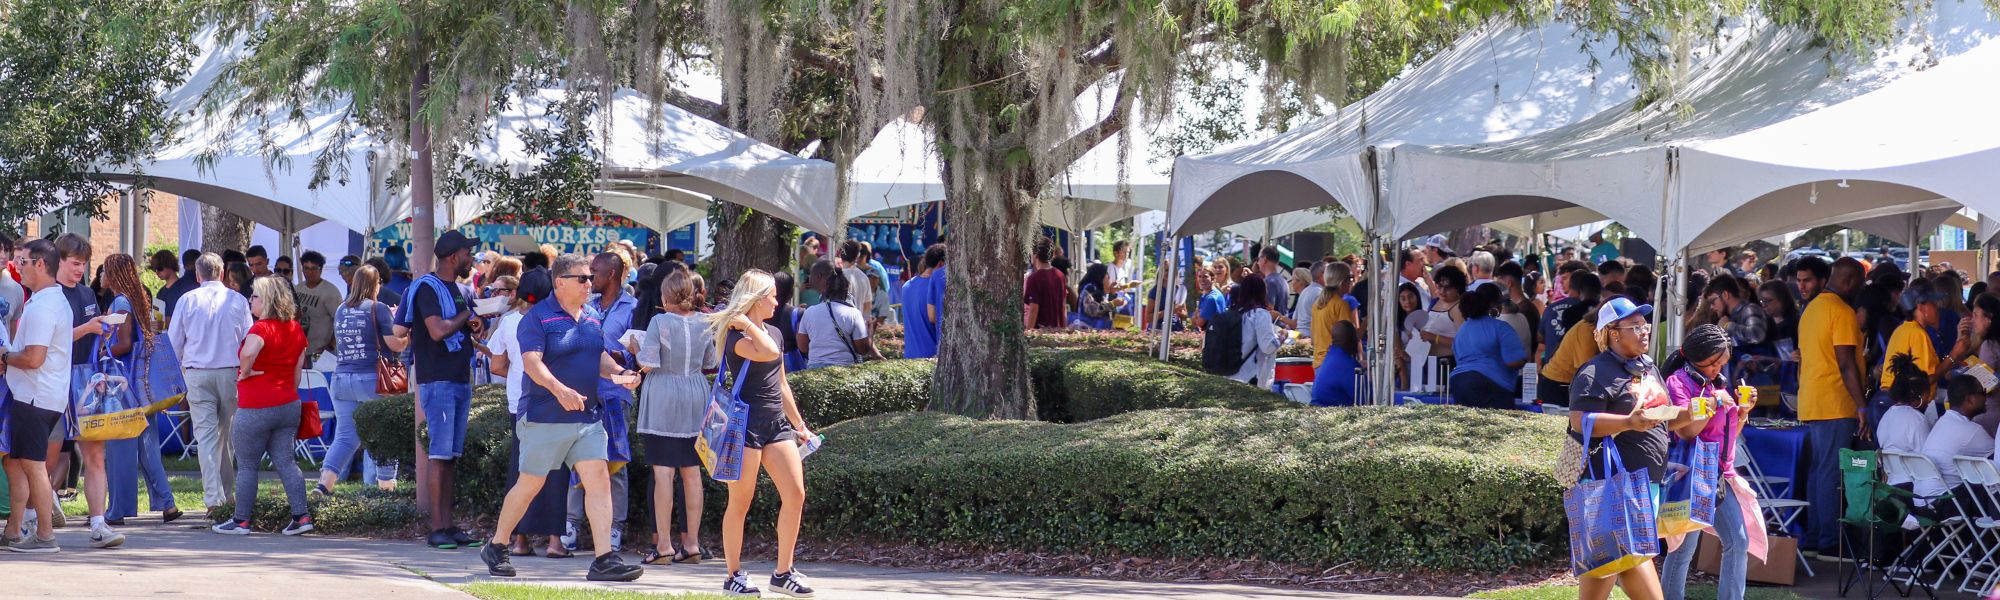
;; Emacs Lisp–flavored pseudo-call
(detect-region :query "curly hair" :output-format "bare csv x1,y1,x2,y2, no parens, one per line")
101,254,158,341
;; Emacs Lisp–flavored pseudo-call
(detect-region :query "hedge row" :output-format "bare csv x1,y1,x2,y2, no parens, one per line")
1028,349,1294,422
353,385,519,516
796,406,1568,570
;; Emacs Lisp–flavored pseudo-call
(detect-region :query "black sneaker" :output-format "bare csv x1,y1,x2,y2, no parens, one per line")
310,483,333,498
427,529,459,549
282,514,315,536
480,540,516,577
586,553,643,582
768,570,815,598
450,527,485,548
722,570,762,597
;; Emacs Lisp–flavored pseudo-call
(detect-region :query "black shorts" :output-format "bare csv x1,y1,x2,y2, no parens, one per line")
641,434,700,468
1538,376,1571,407
6,400,65,462
743,416,797,450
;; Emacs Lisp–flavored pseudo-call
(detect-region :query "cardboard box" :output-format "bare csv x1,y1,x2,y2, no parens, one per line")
1695,533,1797,586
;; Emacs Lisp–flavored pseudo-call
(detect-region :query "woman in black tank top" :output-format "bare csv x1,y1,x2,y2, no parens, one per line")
705,270,816,597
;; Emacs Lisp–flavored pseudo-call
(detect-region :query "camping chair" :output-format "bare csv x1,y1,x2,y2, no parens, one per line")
1949,456,2000,594
292,370,334,465
1740,439,1814,577
1880,451,1968,594
1836,449,1931,599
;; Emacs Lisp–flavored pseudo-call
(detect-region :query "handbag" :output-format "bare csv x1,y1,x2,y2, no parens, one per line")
695,361,752,482
1555,435,1587,490
72,324,147,442
296,400,324,440
370,303,410,394
1564,413,1661,578
1658,437,1722,538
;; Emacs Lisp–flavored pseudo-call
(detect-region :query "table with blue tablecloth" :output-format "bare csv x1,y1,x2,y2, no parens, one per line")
1741,425,1809,536
1393,393,1543,412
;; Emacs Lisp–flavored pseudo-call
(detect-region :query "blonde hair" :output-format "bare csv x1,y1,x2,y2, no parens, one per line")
252,276,297,321
345,265,382,309
491,257,522,282
705,270,776,352
661,268,698,312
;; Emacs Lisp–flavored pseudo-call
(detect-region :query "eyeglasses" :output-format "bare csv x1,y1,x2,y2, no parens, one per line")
1612,323,1653,333
558,274,593,284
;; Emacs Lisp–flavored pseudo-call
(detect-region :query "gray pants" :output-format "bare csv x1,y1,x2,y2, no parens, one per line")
568,468,629,524
185,367,239,508
231,401,309,522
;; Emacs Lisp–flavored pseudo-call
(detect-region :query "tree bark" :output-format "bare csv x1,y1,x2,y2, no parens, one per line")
199,204,252,253
408,53,436,517
710,204,794,280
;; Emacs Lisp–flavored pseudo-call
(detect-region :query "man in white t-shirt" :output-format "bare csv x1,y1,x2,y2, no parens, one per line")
1918,376,1996,500
2,238,95,553
837,240,875,318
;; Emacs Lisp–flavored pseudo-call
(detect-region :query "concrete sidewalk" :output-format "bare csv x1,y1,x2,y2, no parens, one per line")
0,515,1452,600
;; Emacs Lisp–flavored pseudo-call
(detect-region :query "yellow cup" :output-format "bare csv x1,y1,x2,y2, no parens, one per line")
1736,384,1757,407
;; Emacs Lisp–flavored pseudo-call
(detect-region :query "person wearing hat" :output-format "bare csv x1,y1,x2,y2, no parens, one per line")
1868,277,1958,435
1423,234,1451,267
1658,324,1756,600
482,268,573,558
1567,296,1680,600
395,229,487,549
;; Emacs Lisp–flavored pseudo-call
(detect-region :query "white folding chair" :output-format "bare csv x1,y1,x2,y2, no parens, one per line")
159,401,197,460
1949,456,2000,594
293,370,334,464
1737,439,1814,576
1880,451,1972,590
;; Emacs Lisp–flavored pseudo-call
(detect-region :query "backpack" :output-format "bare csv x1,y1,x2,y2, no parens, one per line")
1203,309,1248,375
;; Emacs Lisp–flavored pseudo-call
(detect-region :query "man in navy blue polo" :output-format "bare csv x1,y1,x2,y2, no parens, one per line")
483,253,642,582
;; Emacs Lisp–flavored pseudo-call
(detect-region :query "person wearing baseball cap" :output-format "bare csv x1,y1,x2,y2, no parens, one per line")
1870,278,1956,432
1566,294,1677,597
395,228,486,549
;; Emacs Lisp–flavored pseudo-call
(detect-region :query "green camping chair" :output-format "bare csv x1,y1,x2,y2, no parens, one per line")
1836,449,1939,600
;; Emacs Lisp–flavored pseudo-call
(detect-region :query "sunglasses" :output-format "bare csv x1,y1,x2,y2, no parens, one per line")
558,274,593,284
276,269,293,276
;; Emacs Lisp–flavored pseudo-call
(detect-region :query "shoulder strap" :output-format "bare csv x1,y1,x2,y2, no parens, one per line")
826,303,862,363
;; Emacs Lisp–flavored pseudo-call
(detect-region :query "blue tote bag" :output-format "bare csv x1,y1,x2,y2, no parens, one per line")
695,362,752,482
1659,438,1721,538
1564,413,1661,578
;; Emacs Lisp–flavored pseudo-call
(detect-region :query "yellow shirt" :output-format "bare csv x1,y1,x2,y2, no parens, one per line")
1879,320,1938,391
1540,322,1599,384
1310,296,1356,367
1798,293,1862,421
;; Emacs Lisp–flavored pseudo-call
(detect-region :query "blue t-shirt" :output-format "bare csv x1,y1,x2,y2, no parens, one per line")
332,300,395,374
1197,289,1228,323
1538,296,1580,363
591,291,639,366
900,274,937,359
1451,317,1528,389
1310,347,1363,407
927,267,947,322
515,298,607,424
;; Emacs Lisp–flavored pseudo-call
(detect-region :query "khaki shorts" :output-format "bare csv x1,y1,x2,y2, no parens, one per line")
516,420,609,474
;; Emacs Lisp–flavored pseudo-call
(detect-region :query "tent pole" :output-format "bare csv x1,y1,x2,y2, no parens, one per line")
1361,147,1392,406
1158,238,1179,360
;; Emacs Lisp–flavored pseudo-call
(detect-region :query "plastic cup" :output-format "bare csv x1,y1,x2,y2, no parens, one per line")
1736,384,1757,407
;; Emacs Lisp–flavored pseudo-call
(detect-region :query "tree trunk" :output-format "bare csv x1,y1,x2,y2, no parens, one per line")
408,54,436,516
710,204,794,280
199,204,252,252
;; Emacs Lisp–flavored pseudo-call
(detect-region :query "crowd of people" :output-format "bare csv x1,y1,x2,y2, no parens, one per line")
0,231,851,597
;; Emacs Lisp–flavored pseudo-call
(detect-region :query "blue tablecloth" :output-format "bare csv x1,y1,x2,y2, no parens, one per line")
1394,393,1542,412
1742,425,1808,535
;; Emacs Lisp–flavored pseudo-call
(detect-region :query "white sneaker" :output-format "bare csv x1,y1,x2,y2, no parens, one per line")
17,514,36,540
560,521,579,551
609,523,623,551
89,523,126,549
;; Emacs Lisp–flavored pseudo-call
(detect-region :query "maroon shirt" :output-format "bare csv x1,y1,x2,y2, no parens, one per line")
1023,267,1069,329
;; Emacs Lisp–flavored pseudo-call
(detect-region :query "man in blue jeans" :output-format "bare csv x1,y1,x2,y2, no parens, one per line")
399,230,484,549
1793,256,1867,561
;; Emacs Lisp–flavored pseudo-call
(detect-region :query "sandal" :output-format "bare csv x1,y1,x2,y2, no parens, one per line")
544,546,575,559
674,548,704,564
640,549,675,565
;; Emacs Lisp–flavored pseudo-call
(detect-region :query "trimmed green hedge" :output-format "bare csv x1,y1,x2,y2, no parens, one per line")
787,359,933,425
1028,349,1295,422
352,385,518,515
798,406,1567,570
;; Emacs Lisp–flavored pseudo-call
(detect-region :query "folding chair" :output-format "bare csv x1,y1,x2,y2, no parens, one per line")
158,400,197,460
1880,450,1967,594
1949,456,2000,595
1740,439,1814,577
1836,449,1931,599
293,370,334,465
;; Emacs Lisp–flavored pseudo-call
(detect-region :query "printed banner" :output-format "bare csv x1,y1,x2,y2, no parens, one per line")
371,222,656,257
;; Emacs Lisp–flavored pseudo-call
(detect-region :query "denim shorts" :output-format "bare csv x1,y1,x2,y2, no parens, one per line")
419,381,472,460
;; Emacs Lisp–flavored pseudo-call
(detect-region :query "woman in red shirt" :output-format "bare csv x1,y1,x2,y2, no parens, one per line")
212,276,314,536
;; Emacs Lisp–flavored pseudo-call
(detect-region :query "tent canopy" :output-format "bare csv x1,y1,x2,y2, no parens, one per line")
1396,2,2000,252
1169,19,1637,236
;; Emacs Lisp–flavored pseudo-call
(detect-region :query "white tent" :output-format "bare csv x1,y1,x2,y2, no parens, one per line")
445,87,841,234
94,29,379,234
846,117,1169,231
1168,19,1638,237
1392,2,2000,253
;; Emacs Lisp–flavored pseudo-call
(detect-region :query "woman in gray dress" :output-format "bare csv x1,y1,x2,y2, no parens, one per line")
634,268,719,565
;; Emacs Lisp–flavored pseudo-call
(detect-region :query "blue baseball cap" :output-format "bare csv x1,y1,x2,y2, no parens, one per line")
1595,297,1654,332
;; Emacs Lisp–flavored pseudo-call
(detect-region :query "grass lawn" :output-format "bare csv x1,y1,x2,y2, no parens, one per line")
458,583,730,600
1470,584,1808,600
33,472,387,518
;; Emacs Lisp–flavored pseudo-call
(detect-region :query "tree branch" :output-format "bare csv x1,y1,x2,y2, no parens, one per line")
659,88,723,122
1044,85,1129,172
